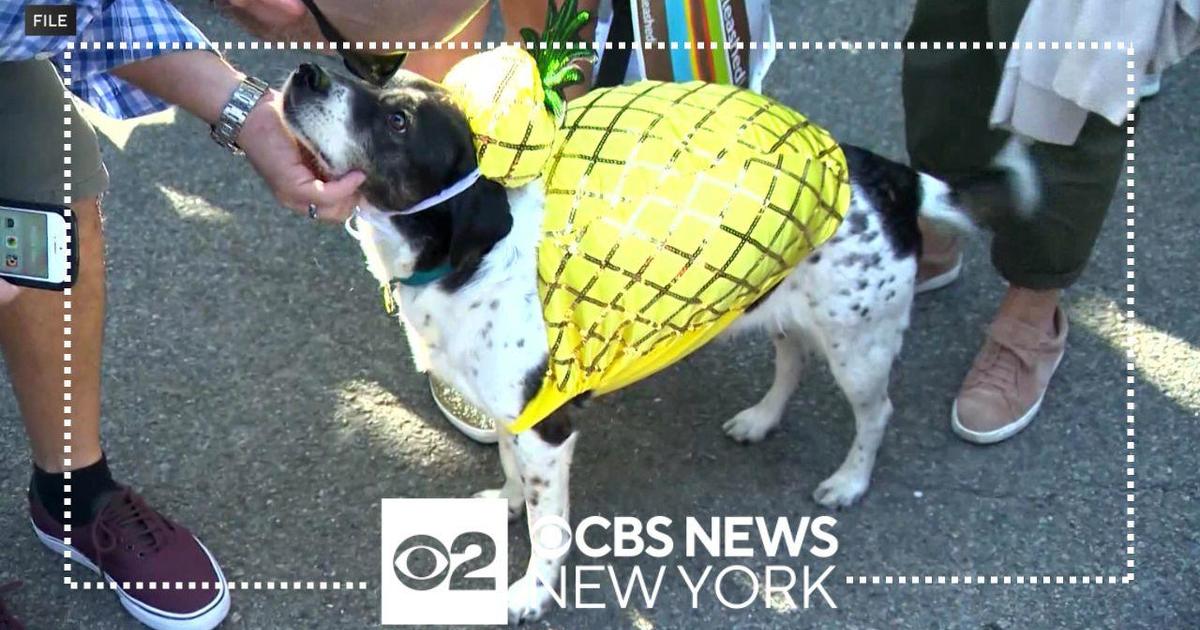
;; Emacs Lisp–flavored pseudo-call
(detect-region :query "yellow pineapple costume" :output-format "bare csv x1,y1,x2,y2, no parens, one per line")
438,17,848,433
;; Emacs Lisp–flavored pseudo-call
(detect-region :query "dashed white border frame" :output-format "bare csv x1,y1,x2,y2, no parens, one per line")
60,44,74,586
57,39,1137,593
57,44,369,594
845,43,1138,587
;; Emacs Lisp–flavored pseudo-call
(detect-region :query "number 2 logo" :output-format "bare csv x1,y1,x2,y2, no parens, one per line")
392,532,496,591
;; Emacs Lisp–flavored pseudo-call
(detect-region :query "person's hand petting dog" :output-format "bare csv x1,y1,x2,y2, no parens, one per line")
239,89,366,221
113,50,365,222
109,1,499,222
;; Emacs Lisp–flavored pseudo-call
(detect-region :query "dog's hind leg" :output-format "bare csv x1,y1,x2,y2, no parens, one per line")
507,410,577,624
812,325,901,508
474,423,526,521
724,332,806,443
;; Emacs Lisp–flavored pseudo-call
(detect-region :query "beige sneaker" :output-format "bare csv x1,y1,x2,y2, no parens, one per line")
916,234,964,294
951,307,1068,444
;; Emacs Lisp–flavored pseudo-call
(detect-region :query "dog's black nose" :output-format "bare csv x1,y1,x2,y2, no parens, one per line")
296,63,331,94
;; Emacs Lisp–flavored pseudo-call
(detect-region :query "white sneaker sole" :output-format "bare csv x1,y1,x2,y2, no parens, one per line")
31,518,230,630
950,350,1065,445
916,255,963,294
430,379,499,444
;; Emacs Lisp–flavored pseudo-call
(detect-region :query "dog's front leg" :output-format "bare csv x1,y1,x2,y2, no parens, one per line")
474,423,525,521
507,411,577,624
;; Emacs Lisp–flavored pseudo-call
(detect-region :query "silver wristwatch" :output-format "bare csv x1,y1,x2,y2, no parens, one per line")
210,76,269,155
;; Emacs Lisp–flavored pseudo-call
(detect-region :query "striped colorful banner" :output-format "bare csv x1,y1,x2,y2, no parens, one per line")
664,0,695,81
641,0,753,87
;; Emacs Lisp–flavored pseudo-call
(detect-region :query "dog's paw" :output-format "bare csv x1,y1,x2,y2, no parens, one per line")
473,488,525,521
507,574,556,624
722,407,781,443
813,471,869,508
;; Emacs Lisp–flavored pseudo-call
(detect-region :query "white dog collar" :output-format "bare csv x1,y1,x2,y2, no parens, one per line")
382,168,483,216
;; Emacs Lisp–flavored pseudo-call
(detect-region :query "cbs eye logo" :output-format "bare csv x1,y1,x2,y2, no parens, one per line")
529,515,573,560
392,531,497,591
381,498,508,624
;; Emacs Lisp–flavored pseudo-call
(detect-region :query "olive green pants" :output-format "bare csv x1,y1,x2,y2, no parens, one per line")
0,60,108,206
902,0,1127,290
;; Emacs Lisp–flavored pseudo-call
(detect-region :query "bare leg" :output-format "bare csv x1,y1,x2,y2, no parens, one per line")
723,332,805,443
403,0,599,92
0,197,104,473
402,4,490,81
996,286,1060,335
507,411,577,624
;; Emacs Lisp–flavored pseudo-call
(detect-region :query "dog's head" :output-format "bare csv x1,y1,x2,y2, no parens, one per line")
282,63,512,287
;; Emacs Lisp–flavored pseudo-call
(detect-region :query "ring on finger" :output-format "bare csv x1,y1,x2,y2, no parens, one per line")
308,203,319,220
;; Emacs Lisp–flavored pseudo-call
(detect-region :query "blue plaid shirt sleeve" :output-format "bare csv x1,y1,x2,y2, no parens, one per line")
0,0,213,119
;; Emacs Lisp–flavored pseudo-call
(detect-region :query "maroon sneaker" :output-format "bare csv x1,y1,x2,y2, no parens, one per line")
0,581,25,630
29,487,229,630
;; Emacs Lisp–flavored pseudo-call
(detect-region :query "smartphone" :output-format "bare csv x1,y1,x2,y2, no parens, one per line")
0,199,76,290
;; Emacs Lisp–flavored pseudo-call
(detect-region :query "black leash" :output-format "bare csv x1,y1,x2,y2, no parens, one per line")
594,0,633,88
297,0,407,86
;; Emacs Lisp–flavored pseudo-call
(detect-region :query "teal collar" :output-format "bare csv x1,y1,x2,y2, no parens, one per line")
396,264,453,287
381,264,452,317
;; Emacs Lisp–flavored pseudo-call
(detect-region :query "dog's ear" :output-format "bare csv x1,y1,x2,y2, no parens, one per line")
446,177,513,278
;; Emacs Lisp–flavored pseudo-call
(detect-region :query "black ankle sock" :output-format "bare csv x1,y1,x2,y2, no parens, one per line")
31,454,119,525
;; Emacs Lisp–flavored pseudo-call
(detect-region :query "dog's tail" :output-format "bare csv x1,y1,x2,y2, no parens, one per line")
916,137,1040,233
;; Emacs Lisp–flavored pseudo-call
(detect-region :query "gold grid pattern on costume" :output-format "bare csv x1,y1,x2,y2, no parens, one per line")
535,81,849,393
443,47,558,186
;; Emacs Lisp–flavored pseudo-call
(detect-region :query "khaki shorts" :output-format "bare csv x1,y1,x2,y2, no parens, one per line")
0,59,108,206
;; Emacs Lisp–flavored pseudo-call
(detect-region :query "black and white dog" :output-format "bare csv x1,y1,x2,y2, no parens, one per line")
282,63,1036,622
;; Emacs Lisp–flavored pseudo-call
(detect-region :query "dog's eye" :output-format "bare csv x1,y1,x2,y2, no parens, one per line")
388,112,409,132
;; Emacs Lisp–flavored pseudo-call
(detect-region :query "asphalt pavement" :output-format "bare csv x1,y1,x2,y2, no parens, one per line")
2,1,1197,628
